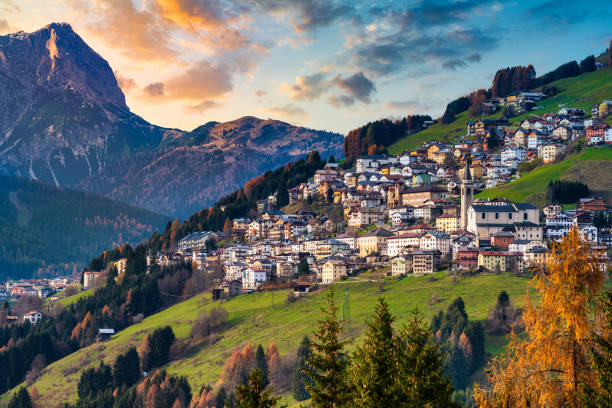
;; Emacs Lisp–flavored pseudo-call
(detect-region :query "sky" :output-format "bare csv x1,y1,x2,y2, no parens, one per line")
0,0,611,134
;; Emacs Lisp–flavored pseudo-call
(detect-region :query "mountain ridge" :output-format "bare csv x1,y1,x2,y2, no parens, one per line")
0,24,343,217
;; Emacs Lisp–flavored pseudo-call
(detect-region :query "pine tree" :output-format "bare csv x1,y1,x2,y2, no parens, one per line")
234,369,279,408
305,287,350,408
475,227,606,407
276,180,289,208
397,310,459,407
298,258,310,276
351,298,400,407
580,289,612,407
255,344,269,386
8,388,32,408
113,347,140,388
293,336,311,401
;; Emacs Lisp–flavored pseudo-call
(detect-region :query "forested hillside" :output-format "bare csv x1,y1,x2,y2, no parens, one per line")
0,176,167,280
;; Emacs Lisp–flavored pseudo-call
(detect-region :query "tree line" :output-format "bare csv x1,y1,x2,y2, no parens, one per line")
546,180,590,204
342,115,433,159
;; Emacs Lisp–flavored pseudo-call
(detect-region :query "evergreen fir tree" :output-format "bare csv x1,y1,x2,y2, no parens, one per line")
305,288,350,408
113,347,140,388
397,310,459,407
298,258,310,276
8,388,32,408
293,336,312,401
234,369,279,408
350,298,400,407
255,344,269,386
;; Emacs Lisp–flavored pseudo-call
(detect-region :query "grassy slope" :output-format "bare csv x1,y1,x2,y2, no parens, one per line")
15,273,533,407
57,289,93,307
476,147,612,205
387,68,612,154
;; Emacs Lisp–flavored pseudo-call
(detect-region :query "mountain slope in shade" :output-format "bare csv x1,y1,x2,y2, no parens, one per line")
85,116,343,218
0,175,168,280
0,24,343,217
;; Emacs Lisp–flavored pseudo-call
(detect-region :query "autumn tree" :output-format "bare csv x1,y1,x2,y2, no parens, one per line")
234,369,279,408
475,227,606,407
305,287,351,408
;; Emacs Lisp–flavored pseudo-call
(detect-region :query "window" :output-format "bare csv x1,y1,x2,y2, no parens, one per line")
524,213,528,220
495,213,499,219
509,213,513,220
481,213,485,219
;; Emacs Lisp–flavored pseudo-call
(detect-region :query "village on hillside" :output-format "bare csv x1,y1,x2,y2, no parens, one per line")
3,98,612,320
90,99,612,301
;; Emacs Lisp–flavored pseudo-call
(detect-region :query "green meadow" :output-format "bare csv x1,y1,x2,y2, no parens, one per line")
12,272,533,407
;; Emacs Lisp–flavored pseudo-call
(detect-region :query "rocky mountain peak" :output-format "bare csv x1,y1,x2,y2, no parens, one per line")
0,22,126,108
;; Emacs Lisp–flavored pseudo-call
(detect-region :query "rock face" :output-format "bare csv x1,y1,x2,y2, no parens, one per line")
0,24,343,217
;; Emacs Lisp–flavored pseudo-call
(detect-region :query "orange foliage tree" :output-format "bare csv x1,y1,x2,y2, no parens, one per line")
475,227,606,407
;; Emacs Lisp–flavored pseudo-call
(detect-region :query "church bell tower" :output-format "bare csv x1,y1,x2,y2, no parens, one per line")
460,160,474,230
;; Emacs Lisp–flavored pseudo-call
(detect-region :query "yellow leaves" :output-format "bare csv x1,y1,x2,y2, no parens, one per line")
475,226,606,408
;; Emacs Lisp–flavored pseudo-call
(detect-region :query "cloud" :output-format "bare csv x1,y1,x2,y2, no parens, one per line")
329,72,375,106
0,0,19,12
345,1,499,75
524,0,609,26
114,71,136,91
261,103,308,119
384,100,423,110
254,0,356,34
153,0,253,51
0,19,8,33
442,59,468,70
280,72,330,101
187,100,219,113
255,90,267,97
143,82,165,97
76,0,178,62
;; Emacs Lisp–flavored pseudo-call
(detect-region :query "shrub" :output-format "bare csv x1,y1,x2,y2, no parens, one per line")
190,307,228,342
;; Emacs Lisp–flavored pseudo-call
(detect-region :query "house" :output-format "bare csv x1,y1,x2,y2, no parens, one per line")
490,231,515,250
357,228,394,257
478,251,524,274
23,310,42,324
220,280,243,298
83,271,101,289
178,231,217,250
243,268,268,290
579,198,606,211
335,233,358,250
419,231,451,257
387,233,422,257
314,169,338,185
113,258,128,275
586,124,608,144
436,214,460,234
412,250,441,275
321,259,347,283
348,207,382,228
97,328,115,342
524,246,548,267
456,248,479,268
552,126,572,141
391,255,412,276
598,100,612,118
401,186,446,207
537,143,566,164
501,147,526,163
605,128,612,144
